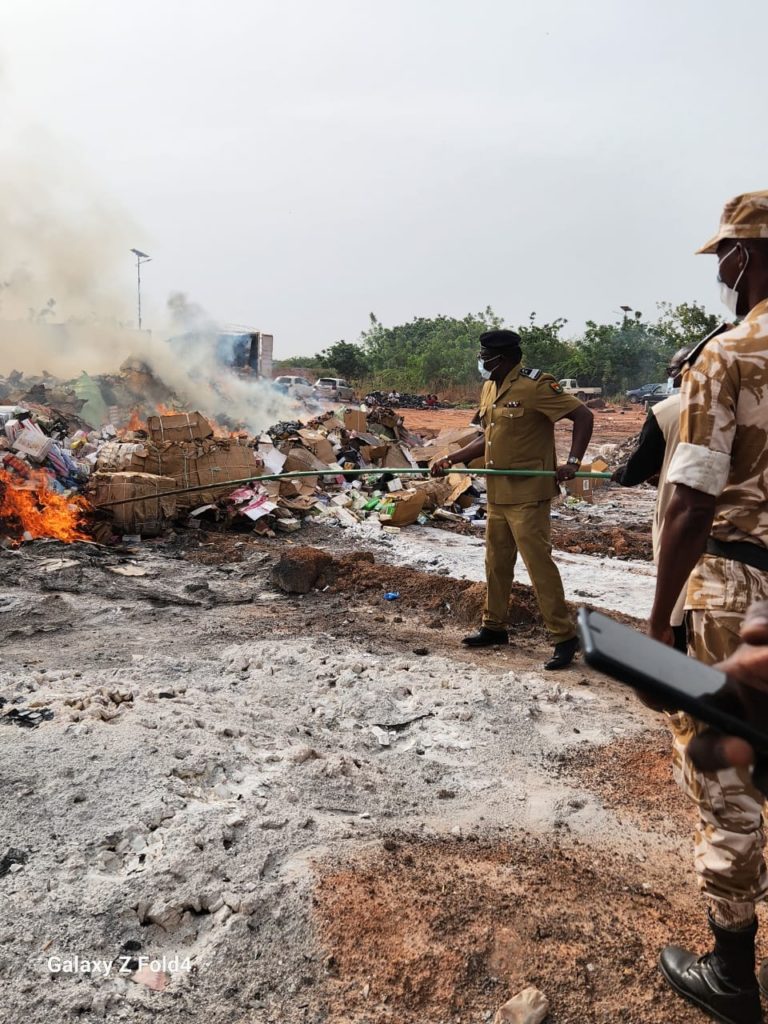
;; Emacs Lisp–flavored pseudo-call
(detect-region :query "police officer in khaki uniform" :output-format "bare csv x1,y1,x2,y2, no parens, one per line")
432,329,594,669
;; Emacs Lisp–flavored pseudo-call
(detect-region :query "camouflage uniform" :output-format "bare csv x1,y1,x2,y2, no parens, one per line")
478,365,582,642
666,296,768,926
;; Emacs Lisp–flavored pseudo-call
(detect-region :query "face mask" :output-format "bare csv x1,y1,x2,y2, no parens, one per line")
718,244,749,315
478,354,502,380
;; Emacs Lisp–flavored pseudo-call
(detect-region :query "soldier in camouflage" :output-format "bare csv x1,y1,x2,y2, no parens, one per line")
649,190,768,1024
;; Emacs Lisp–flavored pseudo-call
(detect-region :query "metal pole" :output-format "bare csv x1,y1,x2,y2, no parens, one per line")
137,255,142,331
95,466,614,509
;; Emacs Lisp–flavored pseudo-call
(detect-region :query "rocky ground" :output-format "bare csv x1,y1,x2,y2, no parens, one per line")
5,418,764,1024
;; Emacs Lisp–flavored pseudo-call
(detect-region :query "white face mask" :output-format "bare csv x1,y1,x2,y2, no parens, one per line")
478,354,502,380
718,244,749,316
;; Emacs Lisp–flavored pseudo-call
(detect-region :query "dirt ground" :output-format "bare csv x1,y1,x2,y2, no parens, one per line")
3,404,746,1024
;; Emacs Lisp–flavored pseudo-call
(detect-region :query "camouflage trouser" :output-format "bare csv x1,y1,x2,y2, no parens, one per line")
667,554,768,925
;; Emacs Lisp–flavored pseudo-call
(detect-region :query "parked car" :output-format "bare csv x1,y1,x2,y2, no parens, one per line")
644,386,678,410
558,379,602,400
314,377,355,402
626,382,666,403
273,375,315,399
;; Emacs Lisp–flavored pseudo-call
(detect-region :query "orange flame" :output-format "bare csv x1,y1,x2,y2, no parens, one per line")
0,469,91,544
155,403,177,416
126,409,146,432
211,417,246,439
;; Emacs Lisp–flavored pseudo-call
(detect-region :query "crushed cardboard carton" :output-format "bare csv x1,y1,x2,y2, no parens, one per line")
343,410,368,433
146,410,214,444
90,472,177,536
379,490,427,527
100,438,261,510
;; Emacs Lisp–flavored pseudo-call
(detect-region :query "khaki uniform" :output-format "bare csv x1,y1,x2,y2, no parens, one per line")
665,298,768,923
478,365,581,642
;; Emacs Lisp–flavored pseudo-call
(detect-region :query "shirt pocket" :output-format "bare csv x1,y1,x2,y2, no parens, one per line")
500,406,525,421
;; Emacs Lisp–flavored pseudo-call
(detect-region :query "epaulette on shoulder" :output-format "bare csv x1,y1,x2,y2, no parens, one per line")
520,367,542,380
685,322,732,368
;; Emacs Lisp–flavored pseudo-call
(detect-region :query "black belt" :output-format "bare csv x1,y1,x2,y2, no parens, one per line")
706,537,768,572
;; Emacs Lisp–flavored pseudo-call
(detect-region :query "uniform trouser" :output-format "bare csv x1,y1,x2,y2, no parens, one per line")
668,555,768,927
482,499,575,643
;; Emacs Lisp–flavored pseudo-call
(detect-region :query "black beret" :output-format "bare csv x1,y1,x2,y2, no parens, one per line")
479,329,522,352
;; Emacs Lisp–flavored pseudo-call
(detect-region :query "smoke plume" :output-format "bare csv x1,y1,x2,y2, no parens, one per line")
0,125,292,432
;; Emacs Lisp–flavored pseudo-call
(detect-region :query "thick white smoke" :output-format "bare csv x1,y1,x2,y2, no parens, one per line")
0,121,293,432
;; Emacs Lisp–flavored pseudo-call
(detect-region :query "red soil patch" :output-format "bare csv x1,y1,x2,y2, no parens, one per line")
313,834,718,1023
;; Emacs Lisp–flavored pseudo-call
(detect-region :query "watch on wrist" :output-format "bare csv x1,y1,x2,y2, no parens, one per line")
566,456,581,466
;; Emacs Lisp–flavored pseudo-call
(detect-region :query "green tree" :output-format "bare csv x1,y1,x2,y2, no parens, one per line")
653,301,720,356
292,299,720,395
359,307,504,390
571,310,666,395
315,340,370,379
517,314,575,378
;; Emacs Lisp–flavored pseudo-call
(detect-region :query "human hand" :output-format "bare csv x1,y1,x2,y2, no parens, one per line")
647,617,674,648
431,458,452,477
556,463,578,482
686,602,768,790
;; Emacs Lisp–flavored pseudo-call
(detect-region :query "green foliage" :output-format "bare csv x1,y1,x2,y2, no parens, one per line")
653,301,720,353
360,307,503,391
300,301,720,393
315,339,370,380
517,315,576,379
273,355,323,371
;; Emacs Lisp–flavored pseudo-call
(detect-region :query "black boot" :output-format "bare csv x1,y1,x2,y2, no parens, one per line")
462,627,508,648
544,636,579,670
659,914,762,1024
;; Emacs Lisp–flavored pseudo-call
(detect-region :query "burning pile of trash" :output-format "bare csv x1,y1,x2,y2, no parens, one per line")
89,405,494,539
0,383,612,546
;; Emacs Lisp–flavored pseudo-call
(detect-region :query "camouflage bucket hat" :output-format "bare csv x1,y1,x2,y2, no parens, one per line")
697,189,768,254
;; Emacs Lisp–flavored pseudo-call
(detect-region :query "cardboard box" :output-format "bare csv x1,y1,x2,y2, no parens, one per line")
91,472,177,536
146,411,214,444
563,459,609,504
409,477,454,510
379,489,426,527
381,444,414,469
297,430,336,465
13,429,54,463
95,441,148,473
282,447,329,474
118,439,260,510
170,441,260,508
343,410,368,433
360,444,389,464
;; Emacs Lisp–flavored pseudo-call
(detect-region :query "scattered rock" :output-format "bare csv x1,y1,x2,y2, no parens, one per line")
132,966,169,991
493,986,549,1024
0,848,28,878
2,706,54,728
271,547,333,594
287,744,321,765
